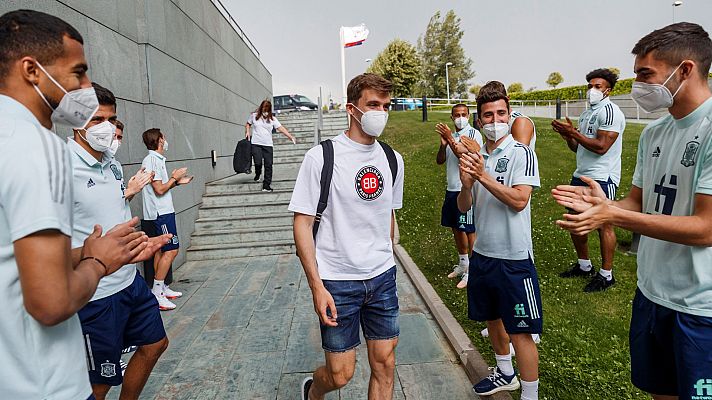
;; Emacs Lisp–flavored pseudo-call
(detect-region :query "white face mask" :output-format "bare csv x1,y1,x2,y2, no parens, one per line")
482,122,510,142
587,88,605,105
106,139,121,158
631,62,685,113
262,111,269,118
79,121,116,152
32,62,99,129
454,116,469,130
350,104,388,137
161,138,168,152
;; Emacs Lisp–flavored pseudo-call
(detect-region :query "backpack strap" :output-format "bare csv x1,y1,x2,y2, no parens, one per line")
313,139,334,240
378,141,398,186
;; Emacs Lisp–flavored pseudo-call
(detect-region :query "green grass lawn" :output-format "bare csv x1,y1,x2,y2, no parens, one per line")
382,110,647,400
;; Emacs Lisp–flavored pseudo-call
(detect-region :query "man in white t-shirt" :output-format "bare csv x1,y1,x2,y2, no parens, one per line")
290,73,404,400
458,82,542,399
0,10,151,400
245,100,296,192
552,68,626,292
70,83,171,400
435,103,482,289
141,128,193,310
553,22,712,400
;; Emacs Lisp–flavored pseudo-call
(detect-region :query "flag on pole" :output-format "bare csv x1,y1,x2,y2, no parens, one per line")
341,24,369,48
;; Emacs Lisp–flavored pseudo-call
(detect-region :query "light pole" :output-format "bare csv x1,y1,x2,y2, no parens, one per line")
672,1,682,23
445,62,453,104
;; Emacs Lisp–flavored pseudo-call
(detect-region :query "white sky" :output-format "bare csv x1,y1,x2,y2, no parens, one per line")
225,0,712,103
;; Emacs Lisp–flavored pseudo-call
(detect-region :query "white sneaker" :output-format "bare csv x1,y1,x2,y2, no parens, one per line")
163,285,183,299
154,293,176,311
456,272,468,289
447,264,466,279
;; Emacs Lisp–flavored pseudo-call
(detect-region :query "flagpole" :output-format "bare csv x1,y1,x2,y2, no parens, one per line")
340,27,348,110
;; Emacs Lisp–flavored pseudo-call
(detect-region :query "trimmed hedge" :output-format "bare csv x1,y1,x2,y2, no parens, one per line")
510,78,634,101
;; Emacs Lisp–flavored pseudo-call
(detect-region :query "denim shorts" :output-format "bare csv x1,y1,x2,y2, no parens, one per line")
320,266,400,352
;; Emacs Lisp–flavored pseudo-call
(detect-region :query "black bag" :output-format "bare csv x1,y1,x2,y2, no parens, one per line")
233,138,252,174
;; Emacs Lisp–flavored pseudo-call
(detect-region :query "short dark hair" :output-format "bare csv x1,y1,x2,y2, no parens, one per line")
451,103,469,115
585,68,618,89
0,10,84,80
92,82,116,108
347,73,393,104
142,128,162,151
632,22,712,79
476,81,509,114
115,120,124,131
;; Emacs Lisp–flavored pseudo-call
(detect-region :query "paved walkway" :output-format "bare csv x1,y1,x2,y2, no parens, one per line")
111,255,477,399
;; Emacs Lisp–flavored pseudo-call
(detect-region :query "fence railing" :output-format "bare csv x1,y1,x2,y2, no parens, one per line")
210,0,260,58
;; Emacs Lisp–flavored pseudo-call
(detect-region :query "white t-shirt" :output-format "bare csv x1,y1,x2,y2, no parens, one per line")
0,95,91,399
248,112,282,147
471,135,540,260
288,133,404,280
141,150,175,220
574,97,626,185
446,124,483,192
69,139,137,301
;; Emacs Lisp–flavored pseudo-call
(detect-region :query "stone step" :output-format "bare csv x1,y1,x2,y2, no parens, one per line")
198,200,291,218
190,226,293,246
205,178,295,194
283,121,348,131
202,189,294,207
194,212,293,231
186,239,296,261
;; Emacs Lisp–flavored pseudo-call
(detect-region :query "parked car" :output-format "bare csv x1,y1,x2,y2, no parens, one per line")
273,94,318,113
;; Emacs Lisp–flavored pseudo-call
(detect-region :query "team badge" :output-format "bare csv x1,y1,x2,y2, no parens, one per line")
110,164,123,180
681,140,699,167
355,165,384,201
495,157,510,173
100,362,117,378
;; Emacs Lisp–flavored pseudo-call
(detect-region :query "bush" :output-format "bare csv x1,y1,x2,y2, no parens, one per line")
510,78,634,101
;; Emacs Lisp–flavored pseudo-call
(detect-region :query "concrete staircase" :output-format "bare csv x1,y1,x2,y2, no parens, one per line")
186,111,348,261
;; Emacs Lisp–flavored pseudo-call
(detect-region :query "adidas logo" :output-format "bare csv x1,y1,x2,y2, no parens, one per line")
87,178,95,188
652,147,661,158
517,320,529,328
459,224,466,229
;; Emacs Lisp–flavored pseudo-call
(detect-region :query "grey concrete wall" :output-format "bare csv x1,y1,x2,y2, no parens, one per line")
1,0,272,266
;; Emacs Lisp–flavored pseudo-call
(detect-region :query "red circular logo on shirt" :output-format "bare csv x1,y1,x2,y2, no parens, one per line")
355,166,384,201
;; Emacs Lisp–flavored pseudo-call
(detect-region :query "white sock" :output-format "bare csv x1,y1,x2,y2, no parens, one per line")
521,379,539,400
458,254,469,266
153,280,164,295
495,353,514,376
599,269,613,281
577,259,592,271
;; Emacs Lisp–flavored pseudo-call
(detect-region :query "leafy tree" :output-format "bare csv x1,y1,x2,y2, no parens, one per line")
546,72,563,88
469,84,482,97
416,10,475,98
608,67,621,78
367,39,420,97
507,82,523,93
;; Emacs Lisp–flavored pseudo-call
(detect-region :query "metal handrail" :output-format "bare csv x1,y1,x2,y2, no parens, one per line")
210,0,260,58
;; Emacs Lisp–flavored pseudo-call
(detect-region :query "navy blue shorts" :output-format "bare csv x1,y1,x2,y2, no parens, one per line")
441,190,475,233
630,289,712,397
320,266,400,352
153,212,179,252
467,252,543,334
78,273,166,386
570,176,617,200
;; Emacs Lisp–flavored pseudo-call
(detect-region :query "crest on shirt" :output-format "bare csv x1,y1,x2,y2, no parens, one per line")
110,164,122,180
355,165,384,201
495,157,510,173
681,140,699,167
87,178,95,188
100,362,117,378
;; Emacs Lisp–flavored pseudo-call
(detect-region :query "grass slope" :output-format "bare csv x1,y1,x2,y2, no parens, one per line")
382,110,647,400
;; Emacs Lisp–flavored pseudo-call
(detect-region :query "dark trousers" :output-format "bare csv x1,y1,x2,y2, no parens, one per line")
252,144,274,187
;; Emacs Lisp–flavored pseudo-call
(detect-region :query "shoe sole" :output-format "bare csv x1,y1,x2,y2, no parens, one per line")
473,378,520,396
159,306,176,311
165,295,182,299
301,377,313,400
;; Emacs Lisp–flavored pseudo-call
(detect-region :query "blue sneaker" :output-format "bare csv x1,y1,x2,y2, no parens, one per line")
473,367,520,396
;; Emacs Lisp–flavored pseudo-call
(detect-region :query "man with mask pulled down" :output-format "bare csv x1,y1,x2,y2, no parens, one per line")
0,9,164,400
552,22,712,399
551,68,626,292
68,82,171,400
290,73,404,400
